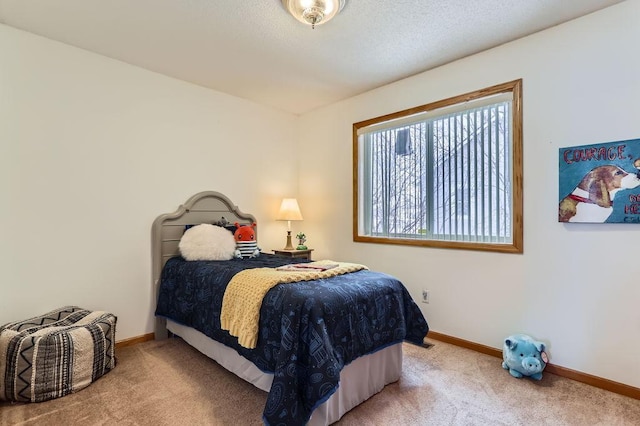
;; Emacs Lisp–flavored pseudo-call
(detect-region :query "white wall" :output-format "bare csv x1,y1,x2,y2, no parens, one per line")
297,1,640,388
2,1,638,390
0,25,299,340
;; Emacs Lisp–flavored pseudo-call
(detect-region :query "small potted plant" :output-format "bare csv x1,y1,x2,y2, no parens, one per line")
296,232,307,250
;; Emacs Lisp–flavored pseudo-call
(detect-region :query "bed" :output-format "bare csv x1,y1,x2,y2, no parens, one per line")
152,191,428,425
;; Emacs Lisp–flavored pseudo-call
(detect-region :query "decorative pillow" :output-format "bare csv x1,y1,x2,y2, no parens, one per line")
179,224,236,261
233,222,261,259
185,223,237,234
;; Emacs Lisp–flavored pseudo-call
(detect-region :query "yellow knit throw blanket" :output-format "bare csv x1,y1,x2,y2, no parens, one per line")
220,260,368,349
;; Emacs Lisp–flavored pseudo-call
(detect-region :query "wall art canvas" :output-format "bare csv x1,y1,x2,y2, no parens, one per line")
559,138,640,223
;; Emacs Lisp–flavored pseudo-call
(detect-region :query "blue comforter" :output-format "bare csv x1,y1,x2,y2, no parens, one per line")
155,255,428,425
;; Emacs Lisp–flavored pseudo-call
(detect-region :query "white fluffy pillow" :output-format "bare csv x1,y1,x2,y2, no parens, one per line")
179,224,236,261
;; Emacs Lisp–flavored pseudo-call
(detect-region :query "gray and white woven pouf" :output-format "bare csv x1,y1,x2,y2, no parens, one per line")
0,306,116,402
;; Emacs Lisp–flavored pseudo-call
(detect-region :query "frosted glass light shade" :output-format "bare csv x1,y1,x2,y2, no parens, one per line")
281,0,346,28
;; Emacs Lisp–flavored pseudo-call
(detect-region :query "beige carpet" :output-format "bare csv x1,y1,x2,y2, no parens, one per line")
2,337,639,425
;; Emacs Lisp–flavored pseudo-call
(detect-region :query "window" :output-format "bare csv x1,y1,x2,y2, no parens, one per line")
353,80,522,253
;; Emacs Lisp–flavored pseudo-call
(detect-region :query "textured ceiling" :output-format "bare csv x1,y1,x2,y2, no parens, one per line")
0,0,625,115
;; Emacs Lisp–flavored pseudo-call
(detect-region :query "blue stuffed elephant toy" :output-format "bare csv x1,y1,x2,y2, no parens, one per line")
502,334,548,380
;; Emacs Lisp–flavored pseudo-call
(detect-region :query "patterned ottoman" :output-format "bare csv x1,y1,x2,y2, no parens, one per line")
0,306,116,403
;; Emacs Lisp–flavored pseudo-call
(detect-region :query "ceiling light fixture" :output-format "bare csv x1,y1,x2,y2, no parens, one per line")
281,0,346,29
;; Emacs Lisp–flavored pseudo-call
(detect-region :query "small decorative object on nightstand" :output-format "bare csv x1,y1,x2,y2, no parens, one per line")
295,232,307,250
273,248,314,260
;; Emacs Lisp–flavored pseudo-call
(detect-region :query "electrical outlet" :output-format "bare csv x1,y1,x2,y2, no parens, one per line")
422,289,429,304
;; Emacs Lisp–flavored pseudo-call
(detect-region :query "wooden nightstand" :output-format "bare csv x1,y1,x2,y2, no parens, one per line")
272,249,314,260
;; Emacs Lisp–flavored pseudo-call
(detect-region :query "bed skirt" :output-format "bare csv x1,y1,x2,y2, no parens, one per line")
166,319,402,425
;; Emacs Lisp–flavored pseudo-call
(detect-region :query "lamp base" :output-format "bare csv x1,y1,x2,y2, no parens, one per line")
283,231,294,250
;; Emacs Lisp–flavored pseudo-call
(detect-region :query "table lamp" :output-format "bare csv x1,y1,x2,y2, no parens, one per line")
276,198,303,250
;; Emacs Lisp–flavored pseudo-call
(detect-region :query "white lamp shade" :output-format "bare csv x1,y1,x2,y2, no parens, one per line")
276,198,303,221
